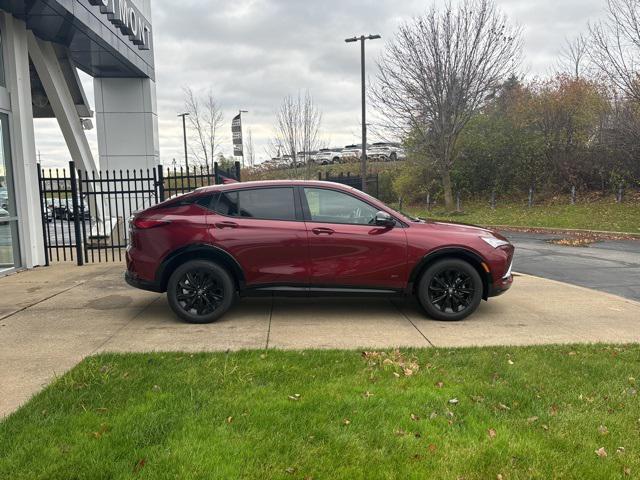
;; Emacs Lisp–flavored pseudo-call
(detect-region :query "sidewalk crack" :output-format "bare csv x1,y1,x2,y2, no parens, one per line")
389,299,434,347
265,296,274,350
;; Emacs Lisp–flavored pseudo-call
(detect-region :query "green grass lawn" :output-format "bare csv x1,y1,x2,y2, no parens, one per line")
1,346,639,479
406,198,640,234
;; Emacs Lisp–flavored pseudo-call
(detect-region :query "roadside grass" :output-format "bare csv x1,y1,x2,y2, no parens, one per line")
2,346,639,479
407,198,640,234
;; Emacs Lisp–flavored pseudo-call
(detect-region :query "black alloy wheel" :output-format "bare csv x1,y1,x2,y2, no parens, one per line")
167,260,235,323
417,259,483,321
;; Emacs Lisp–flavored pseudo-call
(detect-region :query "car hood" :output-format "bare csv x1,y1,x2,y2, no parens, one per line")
411,219,506,239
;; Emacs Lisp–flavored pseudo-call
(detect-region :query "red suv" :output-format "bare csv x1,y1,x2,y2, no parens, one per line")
126,181,513,323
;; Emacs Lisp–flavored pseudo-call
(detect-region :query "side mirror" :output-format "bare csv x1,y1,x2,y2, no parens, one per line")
374,211,395,227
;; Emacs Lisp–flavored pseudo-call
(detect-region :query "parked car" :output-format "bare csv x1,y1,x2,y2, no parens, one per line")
0,187,8,210
313,148,342,165
338,144,363,162
125,180,514,324
368,142,406,162
48,198,91,221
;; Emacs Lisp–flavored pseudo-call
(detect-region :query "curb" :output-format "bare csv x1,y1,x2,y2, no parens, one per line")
489,225,640,238
513,271,640,308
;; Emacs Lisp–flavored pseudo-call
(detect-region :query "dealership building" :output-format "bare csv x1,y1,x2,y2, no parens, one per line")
0,0,158,274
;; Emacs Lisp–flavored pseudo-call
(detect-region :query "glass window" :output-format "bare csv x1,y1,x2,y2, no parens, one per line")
0,113,18,272
214,188,295,221
304,188,378,225
0,28,5,87
238,188,295,221
215,191,239,216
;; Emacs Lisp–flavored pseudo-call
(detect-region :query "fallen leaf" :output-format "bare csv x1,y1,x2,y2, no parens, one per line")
507,359,514,365
497,403,510,411
403,368,414,376
411,413,420,421
497,474,504,480
449,398,459,405
133,458,146,473
595,447,607,458
363,391,374,398
541,424,549,431
427,444,437,453
429,412,438,420
471,395,484,403
288,394,301,401
285,467,297,474
550,404,559,416
342,418,351,425
624,467,631,476
394,429,407,436
226,416,233,424
617,447,626,455
598,425,609,435
527,416,539,424
393,372,401,378
435,381,444,388
488,428,497,439
152,385,161,392
568,351,577,356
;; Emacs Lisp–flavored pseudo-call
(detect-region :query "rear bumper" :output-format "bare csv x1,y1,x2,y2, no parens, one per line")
125,270,162,293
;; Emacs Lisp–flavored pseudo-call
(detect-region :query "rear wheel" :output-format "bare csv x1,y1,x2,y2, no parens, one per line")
167,260,235,323
417,258,482,321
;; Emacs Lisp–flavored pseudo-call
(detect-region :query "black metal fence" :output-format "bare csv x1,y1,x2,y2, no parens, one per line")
319,171,379,198
38,161,240,265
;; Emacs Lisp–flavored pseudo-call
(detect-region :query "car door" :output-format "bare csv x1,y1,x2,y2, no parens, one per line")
301,186,408,290
207,187,309,287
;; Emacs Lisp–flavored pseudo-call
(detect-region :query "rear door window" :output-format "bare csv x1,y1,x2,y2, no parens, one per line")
214,188,295,221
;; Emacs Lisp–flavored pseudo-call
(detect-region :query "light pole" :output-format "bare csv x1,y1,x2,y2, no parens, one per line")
177,112,189,170
345,34,380,193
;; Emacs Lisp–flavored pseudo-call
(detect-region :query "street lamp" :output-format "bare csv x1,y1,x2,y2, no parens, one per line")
345,34,381,193
177,112,189,170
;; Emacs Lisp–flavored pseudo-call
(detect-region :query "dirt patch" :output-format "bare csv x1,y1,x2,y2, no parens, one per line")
548,237,600,247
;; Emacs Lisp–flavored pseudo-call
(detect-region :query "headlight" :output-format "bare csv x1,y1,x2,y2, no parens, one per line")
480,236,510,248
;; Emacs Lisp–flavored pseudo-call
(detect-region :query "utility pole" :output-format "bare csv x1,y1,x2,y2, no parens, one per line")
345,34,380,193
177,112,189,170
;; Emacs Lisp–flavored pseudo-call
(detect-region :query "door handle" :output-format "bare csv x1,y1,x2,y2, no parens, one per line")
215,221,238,229
312,227,334,235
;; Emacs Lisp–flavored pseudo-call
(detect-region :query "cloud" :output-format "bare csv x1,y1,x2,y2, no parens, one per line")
36,0,606,169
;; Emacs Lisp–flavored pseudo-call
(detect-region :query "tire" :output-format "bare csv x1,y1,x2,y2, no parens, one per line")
167,259,235,324
416,258,483,321
390,152,397,161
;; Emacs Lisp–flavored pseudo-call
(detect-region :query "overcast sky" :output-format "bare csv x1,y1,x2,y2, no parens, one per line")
35,0,607,168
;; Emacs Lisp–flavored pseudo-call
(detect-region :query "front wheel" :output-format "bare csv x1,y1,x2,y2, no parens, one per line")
167,260,235,323
417,259,483,321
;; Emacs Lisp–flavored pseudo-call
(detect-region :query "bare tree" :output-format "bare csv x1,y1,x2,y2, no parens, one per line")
590,0,640,102
372,0,521,209
271,90,322,177
183,86,224,169
558,34,590,79
244,128,255,167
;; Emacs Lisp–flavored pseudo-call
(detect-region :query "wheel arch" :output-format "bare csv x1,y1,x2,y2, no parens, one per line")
408,247,492,300
156,244,246,293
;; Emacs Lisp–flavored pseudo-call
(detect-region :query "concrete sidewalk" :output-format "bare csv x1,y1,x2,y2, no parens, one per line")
1,262,639,418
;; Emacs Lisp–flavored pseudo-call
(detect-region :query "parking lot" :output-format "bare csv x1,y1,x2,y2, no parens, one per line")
1,261,639,417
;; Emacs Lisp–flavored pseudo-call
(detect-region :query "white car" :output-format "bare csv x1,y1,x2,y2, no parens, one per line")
338,145,363,163
368,142,406,161
313,148,343,165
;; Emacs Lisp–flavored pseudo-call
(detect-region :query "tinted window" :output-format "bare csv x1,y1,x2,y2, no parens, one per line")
216,191,239,216
238,188,295,220
303,188,378,225
214,188,295,221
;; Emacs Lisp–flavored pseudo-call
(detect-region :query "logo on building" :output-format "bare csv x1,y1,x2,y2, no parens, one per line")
89,0,152,51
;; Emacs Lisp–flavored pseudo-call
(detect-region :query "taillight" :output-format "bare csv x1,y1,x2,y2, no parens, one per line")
132,217,169,229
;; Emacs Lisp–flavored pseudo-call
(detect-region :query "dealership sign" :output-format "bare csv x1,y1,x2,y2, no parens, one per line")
89,0,152,50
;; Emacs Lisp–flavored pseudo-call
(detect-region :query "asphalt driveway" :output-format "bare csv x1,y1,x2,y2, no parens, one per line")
1,262,639,417
503,230,640,301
